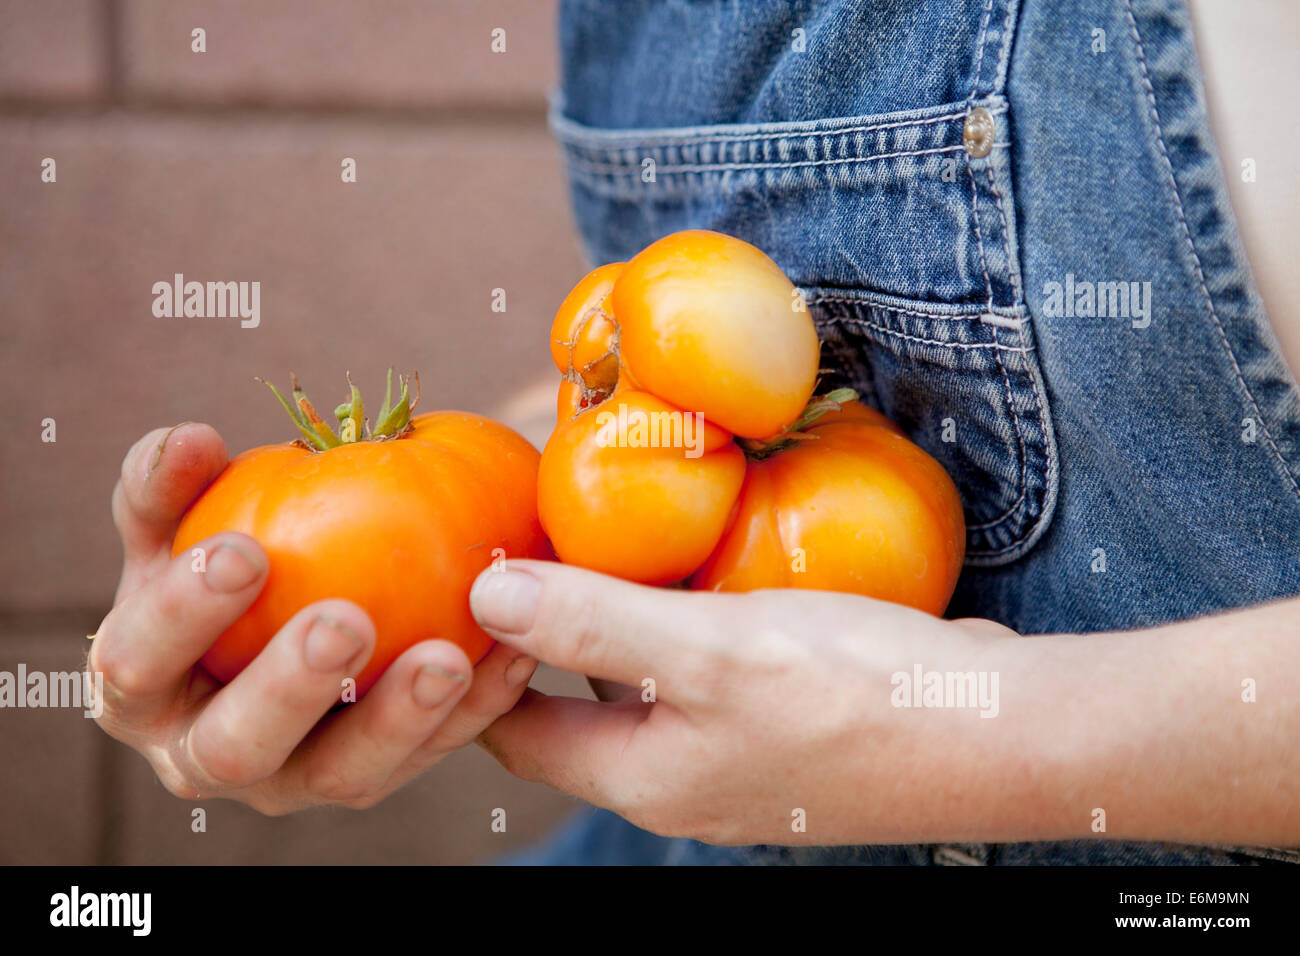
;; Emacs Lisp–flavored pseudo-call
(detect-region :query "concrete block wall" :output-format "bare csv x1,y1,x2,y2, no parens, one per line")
0,0,593,864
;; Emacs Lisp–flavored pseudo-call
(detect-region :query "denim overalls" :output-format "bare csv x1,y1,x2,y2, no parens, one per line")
508,0,1300,865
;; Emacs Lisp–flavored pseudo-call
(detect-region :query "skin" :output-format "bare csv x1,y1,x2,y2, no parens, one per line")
95,422,1300,845
471,560,1300,847
90,423,537,814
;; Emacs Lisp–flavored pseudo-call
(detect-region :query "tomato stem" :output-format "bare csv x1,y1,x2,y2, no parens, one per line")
737,387,858,461
259,370,419,451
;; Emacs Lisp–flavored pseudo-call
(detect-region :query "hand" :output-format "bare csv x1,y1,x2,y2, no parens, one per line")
469,560,1019,846
90,423,538,814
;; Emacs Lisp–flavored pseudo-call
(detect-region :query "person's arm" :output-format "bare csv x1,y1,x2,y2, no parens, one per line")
471,560,1299,846
90,423,538,813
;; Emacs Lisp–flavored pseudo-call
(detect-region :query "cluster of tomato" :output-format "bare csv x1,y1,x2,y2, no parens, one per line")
172,230,965,698
538,230,965,613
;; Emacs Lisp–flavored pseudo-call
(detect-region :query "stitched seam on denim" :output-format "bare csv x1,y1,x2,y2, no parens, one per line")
553,106,1009,149
982,77,1053,553
965,162,996,314
809,295,1026,321
1123,0,1300,501
985,162,1023,302
966,486,1029,531
1018,314,1055,532
976,525,1048,557
818,317,1034,352
563,142,1013,176
819,311,1036,538
963,156,1036,547
988,325,1030,536
971,0,995,100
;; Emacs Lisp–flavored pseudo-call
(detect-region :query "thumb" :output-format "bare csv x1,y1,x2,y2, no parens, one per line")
469,560,724,696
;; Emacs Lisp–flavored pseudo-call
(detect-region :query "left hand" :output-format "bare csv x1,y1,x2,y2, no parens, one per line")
470,560,1018,847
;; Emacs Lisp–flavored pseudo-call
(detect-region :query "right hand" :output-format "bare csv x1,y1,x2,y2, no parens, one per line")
89,422,539,814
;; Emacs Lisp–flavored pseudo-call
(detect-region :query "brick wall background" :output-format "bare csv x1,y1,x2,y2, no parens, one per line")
0,0,595,864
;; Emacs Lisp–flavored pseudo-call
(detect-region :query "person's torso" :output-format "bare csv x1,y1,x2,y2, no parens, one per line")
548,0,1300,865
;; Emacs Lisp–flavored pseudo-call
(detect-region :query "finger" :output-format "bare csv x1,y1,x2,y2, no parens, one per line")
182,599,375,790
275,639,476,807
286,641,540,809
386,641,539,777
91,532,267,704
112,423,228,589
478,690,650,809
469,559,725,693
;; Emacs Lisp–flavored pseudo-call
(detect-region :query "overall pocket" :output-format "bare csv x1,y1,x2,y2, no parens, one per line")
808,290,1058,564
552,97,1059,565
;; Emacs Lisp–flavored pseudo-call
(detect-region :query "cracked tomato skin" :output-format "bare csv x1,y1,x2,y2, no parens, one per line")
611,230,820,440
171,411,551,698
549,261,625,395
690,402,966,615
538,387,746,585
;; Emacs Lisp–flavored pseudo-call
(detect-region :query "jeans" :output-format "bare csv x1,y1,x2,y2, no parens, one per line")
504,0,1300,865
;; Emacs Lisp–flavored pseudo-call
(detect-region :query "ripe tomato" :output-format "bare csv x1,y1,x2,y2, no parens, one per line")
538,386,745,584
539,230,968,615
550,260,624,399
691,401,965,615
172,373,550,698
610,230,820,439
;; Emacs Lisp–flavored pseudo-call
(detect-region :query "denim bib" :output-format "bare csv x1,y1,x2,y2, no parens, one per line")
515,0,1300,865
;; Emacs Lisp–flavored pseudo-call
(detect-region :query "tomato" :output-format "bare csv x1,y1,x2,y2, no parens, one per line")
172,373,550,698
691,401,965,615
538,386,745,584
539,230,968,614
611,230,821,439
549,261,624,399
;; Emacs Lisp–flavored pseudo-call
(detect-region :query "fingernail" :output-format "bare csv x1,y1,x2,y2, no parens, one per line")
412,664,467,708
146,422,193,480
203,542,264,592
304,616,366,671
470,570,540,635
504,655,537,688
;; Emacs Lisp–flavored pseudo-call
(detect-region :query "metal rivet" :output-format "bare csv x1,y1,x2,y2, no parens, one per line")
963,107,994,159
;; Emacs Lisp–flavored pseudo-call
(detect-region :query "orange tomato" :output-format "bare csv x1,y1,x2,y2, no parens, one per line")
691,401,966,615
173,376,550,698
538,387,745,584
550,261,624,398
539,230,968,615
611,230,820,439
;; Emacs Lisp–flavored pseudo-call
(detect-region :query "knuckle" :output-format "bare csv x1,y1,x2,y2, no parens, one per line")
149,582,191,630
304,761,375,805
544,591,609,672
95,646,153,699
186,731,266,790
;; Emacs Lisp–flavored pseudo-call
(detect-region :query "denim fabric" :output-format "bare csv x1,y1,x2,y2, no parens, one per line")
509,0,1300,865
